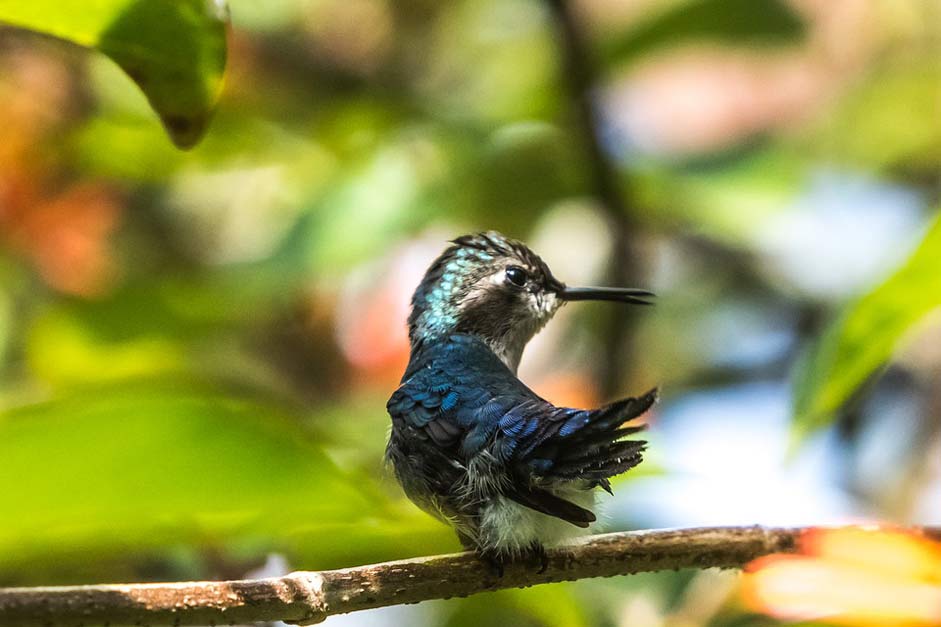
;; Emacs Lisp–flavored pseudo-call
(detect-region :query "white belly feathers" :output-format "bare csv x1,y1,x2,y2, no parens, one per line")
476,488,599,554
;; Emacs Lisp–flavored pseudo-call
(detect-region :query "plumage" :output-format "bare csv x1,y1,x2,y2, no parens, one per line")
385,231,656,567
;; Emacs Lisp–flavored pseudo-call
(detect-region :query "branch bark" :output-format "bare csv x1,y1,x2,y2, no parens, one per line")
2,525,938,626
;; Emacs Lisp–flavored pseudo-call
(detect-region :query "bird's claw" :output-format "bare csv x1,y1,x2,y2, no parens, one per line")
528,542,549,574
477,551,505,578
475,544,549,576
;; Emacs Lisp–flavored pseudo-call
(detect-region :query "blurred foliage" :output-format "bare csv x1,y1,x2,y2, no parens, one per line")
793,212,941,438
0,384,355,580
805,66,941,177
0,0,938,625
445,584,589,627
0,0,228,147
0,382,453,584
604,0,805,65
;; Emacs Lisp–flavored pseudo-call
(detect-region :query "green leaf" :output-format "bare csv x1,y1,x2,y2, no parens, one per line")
805,67,941,173
792,212,941,437
0,384,379,581
0,0,228,148
605,0,806,65
445,584,588,627
23,269,297,389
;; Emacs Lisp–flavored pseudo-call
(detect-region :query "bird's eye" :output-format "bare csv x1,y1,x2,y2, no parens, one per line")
505,266,528,287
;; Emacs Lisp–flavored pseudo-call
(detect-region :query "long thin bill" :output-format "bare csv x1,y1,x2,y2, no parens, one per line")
560,286,655,305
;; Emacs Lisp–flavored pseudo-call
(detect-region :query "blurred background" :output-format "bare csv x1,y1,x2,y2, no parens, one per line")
0,0,939,625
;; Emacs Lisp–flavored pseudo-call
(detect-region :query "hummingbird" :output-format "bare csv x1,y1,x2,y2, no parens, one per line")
385,231,656,571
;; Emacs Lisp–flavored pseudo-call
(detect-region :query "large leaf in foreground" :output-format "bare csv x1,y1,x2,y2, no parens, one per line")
0,0,227,148
792,212,941,437
0,385,375,581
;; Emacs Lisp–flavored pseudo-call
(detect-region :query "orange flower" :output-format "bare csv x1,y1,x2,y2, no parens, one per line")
1,182,121,296
743,527,941,627
0,47,121,297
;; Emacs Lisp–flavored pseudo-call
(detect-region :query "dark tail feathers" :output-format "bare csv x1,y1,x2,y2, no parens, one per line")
528,388,657,484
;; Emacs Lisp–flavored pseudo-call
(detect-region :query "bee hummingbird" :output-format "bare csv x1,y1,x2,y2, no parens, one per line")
386,231,657,571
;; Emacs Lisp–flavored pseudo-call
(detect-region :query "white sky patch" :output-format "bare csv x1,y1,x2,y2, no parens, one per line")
609,382,862,527
754,168,926,300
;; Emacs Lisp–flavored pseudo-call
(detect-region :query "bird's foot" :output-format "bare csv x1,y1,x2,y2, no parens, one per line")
476,550,505,578
475,543,549,576
526,541,549,574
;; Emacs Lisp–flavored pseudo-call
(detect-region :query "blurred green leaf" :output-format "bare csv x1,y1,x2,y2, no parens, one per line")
637,144,804,242
0,0,228,148
0,384,381,582
605,0,806,64
808,67,941,174
0,287,12,365
792,211,941,437
28,308,187,386
24,270,298,388
473,122,581,230
445,584,588,627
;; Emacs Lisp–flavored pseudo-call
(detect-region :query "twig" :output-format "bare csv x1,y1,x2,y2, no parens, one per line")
544,0,645,397
2,525,938,626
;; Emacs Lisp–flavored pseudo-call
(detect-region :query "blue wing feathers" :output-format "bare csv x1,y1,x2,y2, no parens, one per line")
441,390,459,411
558,411,590,437
388,334,654,484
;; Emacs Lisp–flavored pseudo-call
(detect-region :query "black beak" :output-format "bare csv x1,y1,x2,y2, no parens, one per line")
559,286,655,306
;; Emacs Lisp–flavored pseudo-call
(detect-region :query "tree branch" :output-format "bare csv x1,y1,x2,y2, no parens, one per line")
2,525,938,626
544,0,645,397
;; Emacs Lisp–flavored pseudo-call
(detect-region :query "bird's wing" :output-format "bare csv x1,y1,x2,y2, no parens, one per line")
387,334,654,525
497,392,654,483
387,334,536,455
496,391,654,527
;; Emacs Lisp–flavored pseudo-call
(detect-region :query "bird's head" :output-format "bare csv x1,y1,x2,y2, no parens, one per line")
408,231,653,371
